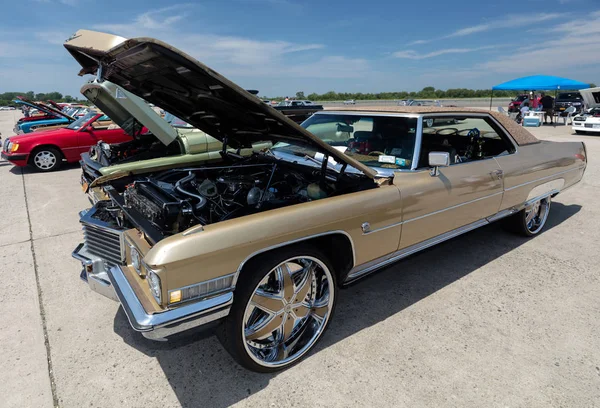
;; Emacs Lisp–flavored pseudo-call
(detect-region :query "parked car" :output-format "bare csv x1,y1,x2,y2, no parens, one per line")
572,87,600,134
555,91,584,114
403,100,459,127
2,110,131,171
78,80,271,202
67,29,586,373
274,99,324,123
0,106,16,111
343,99,356,105
13,98,76,134
508,94,529,113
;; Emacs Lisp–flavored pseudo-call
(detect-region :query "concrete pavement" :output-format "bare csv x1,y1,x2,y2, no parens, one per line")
1,111,599,407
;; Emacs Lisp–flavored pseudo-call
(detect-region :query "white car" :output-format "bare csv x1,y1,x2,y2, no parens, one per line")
343,99,356,105
0,106,16,111
572,87,600,134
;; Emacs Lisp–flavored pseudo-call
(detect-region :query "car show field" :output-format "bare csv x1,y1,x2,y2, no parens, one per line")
2,105,600,406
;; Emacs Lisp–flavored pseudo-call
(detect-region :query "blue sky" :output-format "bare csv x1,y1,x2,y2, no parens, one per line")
1,0,599,97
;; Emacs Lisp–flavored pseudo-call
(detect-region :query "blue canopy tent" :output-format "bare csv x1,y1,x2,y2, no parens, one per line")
489,75,590,110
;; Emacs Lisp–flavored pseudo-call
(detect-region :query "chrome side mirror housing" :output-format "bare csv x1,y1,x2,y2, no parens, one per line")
429,151,450,176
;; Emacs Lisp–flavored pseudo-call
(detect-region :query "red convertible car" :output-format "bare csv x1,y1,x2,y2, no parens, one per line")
1,111,132,172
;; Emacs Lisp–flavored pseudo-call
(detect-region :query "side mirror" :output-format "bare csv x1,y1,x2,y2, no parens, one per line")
428,151,450,176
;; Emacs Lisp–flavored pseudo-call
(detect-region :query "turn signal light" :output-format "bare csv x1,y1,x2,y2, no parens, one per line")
10,143,19,152
169,290,182,304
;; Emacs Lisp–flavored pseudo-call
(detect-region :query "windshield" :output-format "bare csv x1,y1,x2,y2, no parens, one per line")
273,113,417,170
67,111,96,130
558,92,582,100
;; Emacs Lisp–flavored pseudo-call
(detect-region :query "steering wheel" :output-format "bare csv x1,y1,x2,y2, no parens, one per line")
368,151,385,156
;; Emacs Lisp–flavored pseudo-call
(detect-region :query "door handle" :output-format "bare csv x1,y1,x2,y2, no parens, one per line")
490,169,504,179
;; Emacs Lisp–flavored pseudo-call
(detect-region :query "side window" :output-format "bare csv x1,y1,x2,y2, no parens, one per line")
419,116,516,167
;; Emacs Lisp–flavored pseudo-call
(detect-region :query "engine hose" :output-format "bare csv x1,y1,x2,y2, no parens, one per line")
175,172,207,210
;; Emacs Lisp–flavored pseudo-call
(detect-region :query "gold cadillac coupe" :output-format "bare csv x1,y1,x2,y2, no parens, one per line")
68,30,587,372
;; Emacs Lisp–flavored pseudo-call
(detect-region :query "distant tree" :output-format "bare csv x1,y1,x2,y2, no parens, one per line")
45,92,63,101
295,91,305,99
26,91,34,100
307,93,319,100
590,83,597,88
63,95,75,103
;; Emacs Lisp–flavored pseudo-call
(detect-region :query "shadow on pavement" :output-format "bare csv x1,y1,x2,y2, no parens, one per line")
114,202,581,408
9,162,80,175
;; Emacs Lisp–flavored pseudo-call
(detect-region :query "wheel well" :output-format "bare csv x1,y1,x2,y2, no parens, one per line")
28,145,63,163
237,233,355,287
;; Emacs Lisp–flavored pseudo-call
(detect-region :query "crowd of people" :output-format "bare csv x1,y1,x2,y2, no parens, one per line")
518,92,561,125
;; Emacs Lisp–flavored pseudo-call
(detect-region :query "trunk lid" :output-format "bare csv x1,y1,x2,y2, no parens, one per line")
580,87,600,109
64,29,376,178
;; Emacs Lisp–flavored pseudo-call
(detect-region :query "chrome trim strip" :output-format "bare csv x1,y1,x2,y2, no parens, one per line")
233,230,356,287
505,166,584,192
403,191,503,224
107,266,233,339
347,218,489,282
363,191,503,235
412,116,423,170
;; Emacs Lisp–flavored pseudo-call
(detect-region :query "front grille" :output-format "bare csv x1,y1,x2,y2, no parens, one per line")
82,223,124,266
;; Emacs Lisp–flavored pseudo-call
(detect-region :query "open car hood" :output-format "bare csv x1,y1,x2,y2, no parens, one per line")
80,80,177,145
63,29,376,178
580,87,600,109
16,97,75,121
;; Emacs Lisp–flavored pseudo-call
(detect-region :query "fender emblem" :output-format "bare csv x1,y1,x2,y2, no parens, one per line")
361,222,371,233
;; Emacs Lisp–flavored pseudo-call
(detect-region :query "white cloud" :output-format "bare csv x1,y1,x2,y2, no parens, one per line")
89,6,359,80
479,12,600,74
414,13,563,44
94,4,192,36
393,46,496,60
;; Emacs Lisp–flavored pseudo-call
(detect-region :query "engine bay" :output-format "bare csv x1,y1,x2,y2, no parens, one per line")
92,153,375,241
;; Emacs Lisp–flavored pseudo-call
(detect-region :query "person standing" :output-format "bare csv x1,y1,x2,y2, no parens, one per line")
540,92,554,124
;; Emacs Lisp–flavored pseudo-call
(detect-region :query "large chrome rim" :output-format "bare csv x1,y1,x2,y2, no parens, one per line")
525,198,550,234
425,118,434,128
242,256,334,368
33,151,57,170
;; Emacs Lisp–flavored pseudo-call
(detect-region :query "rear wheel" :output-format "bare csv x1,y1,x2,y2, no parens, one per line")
505,197,551,237
30,147,62,172
219,245,337,372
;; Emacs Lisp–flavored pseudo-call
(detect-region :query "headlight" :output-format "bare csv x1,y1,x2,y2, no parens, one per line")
147,270,162,304
7,142,13,151
130,246,141,275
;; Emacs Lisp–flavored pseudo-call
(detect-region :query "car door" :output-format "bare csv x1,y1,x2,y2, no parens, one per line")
396,114,513,250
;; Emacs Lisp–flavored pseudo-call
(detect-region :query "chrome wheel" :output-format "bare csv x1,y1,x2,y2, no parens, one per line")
525,197,550,234
242,256,334,368
424,118,434,128
33,150,57,170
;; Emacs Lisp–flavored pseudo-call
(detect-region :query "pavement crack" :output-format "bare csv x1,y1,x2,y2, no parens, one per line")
21,167,60,407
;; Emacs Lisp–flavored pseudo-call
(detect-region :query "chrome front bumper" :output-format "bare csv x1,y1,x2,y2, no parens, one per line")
72,243,232,340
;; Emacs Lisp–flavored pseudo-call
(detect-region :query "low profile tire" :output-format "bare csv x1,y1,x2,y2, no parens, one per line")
505,197,551,237
30,147,62,172
575,130,587,135
219,245,337,372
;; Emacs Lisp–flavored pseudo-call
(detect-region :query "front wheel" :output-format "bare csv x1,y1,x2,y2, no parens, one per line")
30,147,62,172
505,197,551,237
219,246,337,372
